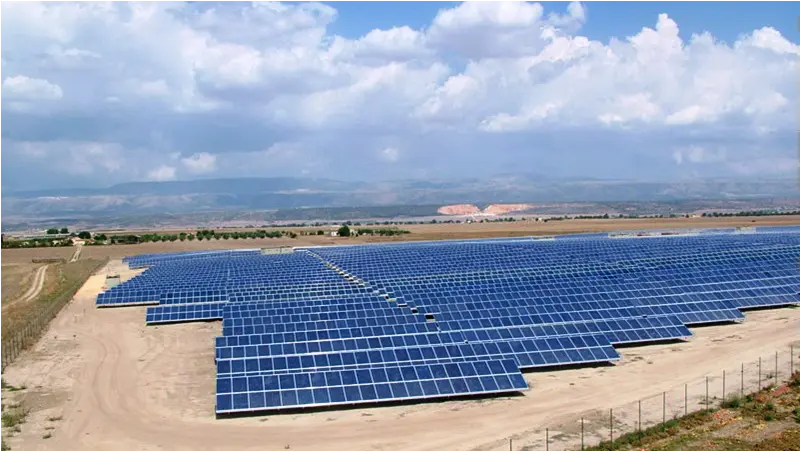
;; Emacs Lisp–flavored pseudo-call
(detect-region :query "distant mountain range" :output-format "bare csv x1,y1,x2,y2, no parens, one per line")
2,175,798,222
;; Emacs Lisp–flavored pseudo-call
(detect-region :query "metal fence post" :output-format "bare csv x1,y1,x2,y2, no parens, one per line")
662,392,666,430
723,370,726,401
580,417,584,451
741,363,744,396
792,344,795,377
546,428,549,451
775,351,778,386
759,357,762,390
705,376,709,411
610,408,614,443
684,383,688,416
509,438,512,451
638,399,642,438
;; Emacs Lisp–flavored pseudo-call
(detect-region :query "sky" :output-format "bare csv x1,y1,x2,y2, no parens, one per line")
1,1,799,191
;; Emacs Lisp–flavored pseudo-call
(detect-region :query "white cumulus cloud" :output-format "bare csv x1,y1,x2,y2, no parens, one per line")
181,152,217,174
0,1,798,189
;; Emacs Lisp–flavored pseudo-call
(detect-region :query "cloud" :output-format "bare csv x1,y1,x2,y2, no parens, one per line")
2,75,63,100
146,165,177,181
181,152,217,174
380,147,400,162
0,1,798,190
672,146,726,165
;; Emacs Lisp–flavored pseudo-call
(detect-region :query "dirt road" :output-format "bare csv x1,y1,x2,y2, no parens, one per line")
69,244,82,263
4,265,48,311
2,261,799,451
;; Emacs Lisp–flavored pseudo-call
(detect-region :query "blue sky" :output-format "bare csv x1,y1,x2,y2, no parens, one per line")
327,1,800,44
2,1,799,191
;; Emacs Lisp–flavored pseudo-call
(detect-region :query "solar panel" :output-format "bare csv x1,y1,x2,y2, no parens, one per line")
93,227,799,415
146,302,225,324
216,333,619,377
215,358,528,414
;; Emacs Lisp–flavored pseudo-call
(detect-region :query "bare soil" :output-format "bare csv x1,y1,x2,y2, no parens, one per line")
1,258,798,451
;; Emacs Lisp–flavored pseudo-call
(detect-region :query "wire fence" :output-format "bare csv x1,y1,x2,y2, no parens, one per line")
1,258,108,371
507,344,800,451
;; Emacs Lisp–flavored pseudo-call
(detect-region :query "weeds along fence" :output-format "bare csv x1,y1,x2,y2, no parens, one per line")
507,345,800,451
1,258,108,371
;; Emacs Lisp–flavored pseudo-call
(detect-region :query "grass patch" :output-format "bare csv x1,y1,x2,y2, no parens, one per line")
721,395,745,409
588,411,712,450
1,438,9,450
1,409,27,429
0,381,24,393
46,416,62,422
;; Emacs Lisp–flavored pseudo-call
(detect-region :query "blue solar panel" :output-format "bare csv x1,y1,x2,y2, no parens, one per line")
215,358,528,414
146,302,225,324
94,228,799,414
216,334,619,377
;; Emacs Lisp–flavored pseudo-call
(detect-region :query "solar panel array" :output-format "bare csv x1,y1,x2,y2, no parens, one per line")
96,226,800,415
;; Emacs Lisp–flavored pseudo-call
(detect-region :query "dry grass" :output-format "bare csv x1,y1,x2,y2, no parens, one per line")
1,264,41,304
0,247,74,264
0,259,104,341
589,373,801,451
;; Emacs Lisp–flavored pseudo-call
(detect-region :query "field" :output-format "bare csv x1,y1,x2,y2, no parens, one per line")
0,247,75,265
1,217,798,450
15,215,799,262
1,263,43,304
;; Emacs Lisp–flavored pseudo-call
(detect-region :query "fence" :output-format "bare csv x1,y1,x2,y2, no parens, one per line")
1,258,108,371
508,345,800,451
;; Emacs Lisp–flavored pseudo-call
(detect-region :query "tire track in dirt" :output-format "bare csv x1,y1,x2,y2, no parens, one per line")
5,264,48,310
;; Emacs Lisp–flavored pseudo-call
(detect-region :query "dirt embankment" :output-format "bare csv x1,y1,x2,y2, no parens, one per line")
438,203,534,216
483,204,534,215
437,204,481,215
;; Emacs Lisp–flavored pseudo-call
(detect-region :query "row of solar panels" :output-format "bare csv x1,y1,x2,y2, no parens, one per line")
101,228,801,415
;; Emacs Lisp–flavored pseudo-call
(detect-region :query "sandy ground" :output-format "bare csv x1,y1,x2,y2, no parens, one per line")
2,259,799,451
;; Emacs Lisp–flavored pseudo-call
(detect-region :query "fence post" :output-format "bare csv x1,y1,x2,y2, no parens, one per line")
638,400,642,439
546,428,549,451
775,351,778,386
792,344,795,377
684,383,688,416
580,417,584,451
741,363,744,396
705,376,709,411
723,370,726,402
662,391,666,430
509,438,512,451
759,357,762,390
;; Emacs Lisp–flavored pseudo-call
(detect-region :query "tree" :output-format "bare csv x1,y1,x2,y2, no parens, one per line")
60,227,69,234
179,232,187,241
78,231,92,239
94,233,108,242
46,228,59,235
337,225,351,237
